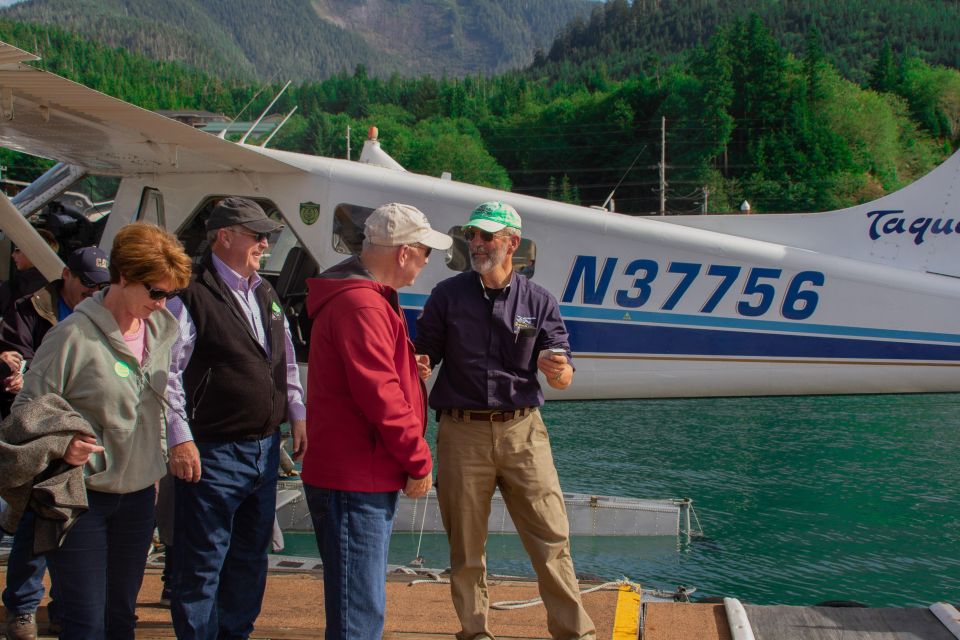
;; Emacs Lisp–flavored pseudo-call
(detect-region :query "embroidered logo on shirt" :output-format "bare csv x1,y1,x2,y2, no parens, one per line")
514,315,537,332
114,361,131,378
271,301,282,319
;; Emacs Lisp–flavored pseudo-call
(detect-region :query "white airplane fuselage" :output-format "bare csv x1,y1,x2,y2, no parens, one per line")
1,37,958,400
98,145,960,400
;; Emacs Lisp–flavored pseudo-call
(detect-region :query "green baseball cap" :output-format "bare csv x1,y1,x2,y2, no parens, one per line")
466,201,522,232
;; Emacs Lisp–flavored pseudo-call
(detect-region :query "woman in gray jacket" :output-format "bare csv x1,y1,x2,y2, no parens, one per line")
14,222,191,639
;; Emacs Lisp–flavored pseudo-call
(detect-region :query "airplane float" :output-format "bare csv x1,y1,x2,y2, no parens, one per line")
2,39,959,400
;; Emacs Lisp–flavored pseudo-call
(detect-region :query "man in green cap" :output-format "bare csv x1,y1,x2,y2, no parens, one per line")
415,201,595,640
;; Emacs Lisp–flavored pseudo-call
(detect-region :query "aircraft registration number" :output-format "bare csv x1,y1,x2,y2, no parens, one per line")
561,256,826,320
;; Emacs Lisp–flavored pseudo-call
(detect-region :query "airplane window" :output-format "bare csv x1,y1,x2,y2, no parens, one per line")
135,187,165,228
178,196,283,269
446,225,537,279
332,203,375,255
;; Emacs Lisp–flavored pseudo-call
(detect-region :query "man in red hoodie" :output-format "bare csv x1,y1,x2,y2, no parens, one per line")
300,202,452,640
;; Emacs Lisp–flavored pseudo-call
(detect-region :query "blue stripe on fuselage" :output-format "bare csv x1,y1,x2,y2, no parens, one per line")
399,295,960,362
565,319,960,361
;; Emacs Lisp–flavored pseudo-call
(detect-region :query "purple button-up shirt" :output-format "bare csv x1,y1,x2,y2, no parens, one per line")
415,270,571,411
164,254,306,447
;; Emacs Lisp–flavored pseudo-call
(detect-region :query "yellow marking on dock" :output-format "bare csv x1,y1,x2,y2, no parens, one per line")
611,583,641,640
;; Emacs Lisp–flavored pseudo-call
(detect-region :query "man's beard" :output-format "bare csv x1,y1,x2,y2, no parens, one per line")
470,242,507,274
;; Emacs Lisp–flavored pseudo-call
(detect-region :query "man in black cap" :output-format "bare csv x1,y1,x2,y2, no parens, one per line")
0,245,110,640
164,197,307,640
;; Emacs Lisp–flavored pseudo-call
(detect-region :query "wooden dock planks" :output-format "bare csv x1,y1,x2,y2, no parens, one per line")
3,564,958,639
643,602,730,640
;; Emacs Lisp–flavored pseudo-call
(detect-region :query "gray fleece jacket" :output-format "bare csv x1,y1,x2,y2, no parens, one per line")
12,289,179,494
0,394,95,552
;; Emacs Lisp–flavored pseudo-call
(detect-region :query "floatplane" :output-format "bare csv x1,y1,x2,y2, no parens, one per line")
2,38,960,402
4,39,959,403
5,38,959,540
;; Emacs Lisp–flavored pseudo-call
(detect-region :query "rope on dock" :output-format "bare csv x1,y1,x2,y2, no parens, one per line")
405,571,697,609
491,578,642,610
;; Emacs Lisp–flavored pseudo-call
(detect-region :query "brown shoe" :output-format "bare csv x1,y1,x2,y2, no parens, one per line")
5,611,37,640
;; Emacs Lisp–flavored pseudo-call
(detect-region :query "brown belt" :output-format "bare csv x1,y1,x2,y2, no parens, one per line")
444,407,533,422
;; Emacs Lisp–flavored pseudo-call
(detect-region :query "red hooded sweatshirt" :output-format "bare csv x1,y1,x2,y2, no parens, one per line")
300,257,432,492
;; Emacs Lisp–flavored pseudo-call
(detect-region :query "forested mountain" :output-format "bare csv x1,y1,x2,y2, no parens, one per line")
1,7,959,215
0,0,595,80
538,0,960,85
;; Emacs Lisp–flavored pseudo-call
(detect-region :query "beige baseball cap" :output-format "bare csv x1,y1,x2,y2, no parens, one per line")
364,203,453,251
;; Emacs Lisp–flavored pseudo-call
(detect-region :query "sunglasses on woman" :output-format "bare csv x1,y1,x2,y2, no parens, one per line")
462,228,502,242
143,283,183,301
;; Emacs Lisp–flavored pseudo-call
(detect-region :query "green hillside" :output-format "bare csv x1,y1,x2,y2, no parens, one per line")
1,9,958,216
0,0,595,80
538,0,960,85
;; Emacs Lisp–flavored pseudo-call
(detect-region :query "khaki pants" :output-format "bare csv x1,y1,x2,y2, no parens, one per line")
437,410,596,640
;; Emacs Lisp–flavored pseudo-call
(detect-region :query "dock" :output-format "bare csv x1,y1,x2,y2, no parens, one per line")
1,562,958,639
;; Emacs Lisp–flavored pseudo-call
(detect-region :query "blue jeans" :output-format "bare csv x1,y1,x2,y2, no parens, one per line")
2,510,52,617
171,433,279,640
45,486,156,640
304,484,398,640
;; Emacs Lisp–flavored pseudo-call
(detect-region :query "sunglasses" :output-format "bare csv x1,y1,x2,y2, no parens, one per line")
232,228,271,243
411,244,432,258
79,277,108,291
143,283,183,301
462,228,503,242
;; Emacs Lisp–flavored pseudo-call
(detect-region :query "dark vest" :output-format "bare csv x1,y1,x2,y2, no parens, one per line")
179,256,288,442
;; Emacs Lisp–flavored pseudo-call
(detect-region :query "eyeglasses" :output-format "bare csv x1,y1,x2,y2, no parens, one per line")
462,228,504,243
143,283,183,301
231,228,270,243
410,244,432,258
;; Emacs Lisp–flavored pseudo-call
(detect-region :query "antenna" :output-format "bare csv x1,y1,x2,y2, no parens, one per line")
659,116,667,215
600,145,647,212
239,80,291,145
260,106,298,148
223,71,280,140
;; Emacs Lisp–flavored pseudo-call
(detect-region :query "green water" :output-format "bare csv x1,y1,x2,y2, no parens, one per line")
283,394,960,606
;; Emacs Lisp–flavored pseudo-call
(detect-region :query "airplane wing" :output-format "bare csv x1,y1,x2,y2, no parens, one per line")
0,40,300,176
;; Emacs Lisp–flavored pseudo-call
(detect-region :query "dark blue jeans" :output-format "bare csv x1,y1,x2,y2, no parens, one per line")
45,485,156,640
171,433,279,640
304,484,398,640
2,510,52,616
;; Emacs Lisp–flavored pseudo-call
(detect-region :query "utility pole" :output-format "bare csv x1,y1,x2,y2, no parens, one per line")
346,126,351,161
659,116,667,215
701,185,710,214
